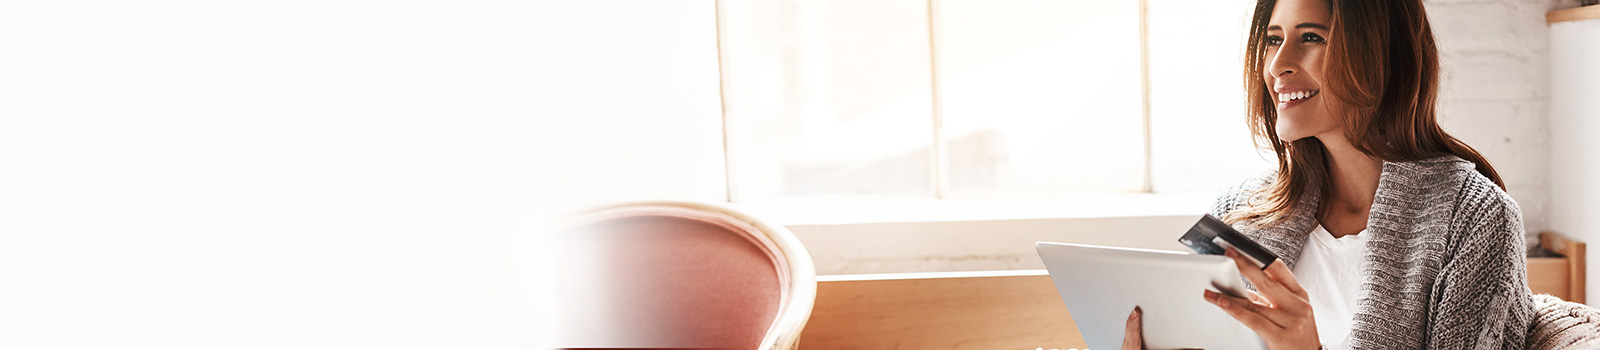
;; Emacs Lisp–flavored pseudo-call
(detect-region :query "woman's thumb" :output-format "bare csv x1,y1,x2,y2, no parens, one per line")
1121,306,1144,350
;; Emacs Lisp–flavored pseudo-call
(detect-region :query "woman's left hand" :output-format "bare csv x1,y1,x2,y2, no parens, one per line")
1204,247,1321,350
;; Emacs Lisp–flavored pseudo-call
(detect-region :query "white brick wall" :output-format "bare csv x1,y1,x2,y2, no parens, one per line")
1550,0,1587,10
1429,0,1556,244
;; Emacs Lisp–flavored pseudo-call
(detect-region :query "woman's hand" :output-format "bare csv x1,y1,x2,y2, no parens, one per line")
1205,247,1321,350
1121,306,1144,350
1123,306,1202,350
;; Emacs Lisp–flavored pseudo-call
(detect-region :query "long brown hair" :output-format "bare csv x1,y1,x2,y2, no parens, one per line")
1229,0,1504,226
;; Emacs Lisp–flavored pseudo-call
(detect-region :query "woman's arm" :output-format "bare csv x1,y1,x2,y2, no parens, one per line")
1426,194,1536,350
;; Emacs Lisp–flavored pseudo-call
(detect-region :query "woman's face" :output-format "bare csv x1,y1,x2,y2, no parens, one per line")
1264,0,1342,142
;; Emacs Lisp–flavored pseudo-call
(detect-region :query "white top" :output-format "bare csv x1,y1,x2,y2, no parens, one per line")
1291,224,1369,350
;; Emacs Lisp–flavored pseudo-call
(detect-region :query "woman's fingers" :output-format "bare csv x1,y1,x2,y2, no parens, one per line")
1204,289,1282,331
1225,248,1302,311
1261,258,1308,298
1247,290,1270,306
1205,289,1280,319
1122,306,1144,350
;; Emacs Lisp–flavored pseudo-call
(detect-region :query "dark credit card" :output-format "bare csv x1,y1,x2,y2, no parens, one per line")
1179,214,1279,269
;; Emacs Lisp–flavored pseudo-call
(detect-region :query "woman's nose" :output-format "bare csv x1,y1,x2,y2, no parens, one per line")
1269,46,1300,78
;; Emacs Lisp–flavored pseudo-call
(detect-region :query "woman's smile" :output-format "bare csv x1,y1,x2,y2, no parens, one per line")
1276,88,1320,110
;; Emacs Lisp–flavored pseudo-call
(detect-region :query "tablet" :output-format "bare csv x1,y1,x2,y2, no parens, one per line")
1035,242,1266,350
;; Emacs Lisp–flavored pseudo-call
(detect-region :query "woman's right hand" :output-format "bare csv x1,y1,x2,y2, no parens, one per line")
1122,306,1145,350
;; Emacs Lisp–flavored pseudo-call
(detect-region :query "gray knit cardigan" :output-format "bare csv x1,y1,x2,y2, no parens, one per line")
1210,155,1535,350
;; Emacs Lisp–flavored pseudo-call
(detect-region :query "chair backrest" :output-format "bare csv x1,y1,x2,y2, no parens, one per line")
553,201,815,350
1528,294,1600,350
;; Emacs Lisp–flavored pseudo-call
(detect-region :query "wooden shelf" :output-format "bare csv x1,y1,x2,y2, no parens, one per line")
1549,5,1600,24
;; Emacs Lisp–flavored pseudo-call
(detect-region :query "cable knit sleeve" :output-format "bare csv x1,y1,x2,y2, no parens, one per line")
1426,183,1535,350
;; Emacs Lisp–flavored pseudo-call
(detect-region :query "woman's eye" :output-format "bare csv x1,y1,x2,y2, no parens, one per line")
1265,35,1283,46
1301,33,1325,43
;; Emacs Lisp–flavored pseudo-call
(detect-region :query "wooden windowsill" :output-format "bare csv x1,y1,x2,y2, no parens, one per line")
802,270,1085,349
1549,5,1600,24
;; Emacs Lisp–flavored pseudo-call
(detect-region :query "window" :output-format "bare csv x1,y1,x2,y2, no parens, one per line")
720,0,1269,204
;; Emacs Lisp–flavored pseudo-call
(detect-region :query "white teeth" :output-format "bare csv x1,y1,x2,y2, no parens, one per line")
1278,90,1319,102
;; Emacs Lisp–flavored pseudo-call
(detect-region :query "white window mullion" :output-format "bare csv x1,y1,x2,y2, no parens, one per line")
929,0,947,199
1138,0,1154,193
717,0,736,202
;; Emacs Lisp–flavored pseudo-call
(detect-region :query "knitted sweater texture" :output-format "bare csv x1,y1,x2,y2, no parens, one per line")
1210,155,1535,350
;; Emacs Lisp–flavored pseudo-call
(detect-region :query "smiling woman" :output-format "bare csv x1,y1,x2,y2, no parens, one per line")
1233,0,1507,229
1116,0,1538,349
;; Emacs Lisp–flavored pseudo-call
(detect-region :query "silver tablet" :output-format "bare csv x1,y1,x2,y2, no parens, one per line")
1035,242,1266,350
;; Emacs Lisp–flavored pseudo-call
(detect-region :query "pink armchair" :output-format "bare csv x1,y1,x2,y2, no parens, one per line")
552,201,816,350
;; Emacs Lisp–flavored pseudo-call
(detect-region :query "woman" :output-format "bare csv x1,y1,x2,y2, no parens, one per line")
1122,0,1535,349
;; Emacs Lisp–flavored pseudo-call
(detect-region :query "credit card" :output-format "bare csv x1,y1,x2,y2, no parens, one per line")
1179,214,1279,269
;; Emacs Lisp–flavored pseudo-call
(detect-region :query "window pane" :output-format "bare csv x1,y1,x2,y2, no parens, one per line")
723,0,935,202
935,0,1145,197
1148,0,1272,192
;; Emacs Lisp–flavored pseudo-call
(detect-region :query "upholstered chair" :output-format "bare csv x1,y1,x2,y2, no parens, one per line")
1528,294,1600,350
552,201,816,350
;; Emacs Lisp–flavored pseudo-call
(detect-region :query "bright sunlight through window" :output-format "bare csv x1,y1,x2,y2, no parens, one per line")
721,0,1271,203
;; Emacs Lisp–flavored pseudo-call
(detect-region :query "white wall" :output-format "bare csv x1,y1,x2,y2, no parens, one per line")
1548,16,1600,306
0,0,723,347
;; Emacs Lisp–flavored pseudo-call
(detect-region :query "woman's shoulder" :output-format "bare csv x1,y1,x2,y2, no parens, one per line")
1385,155,1517,216
1385,155,1522,242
